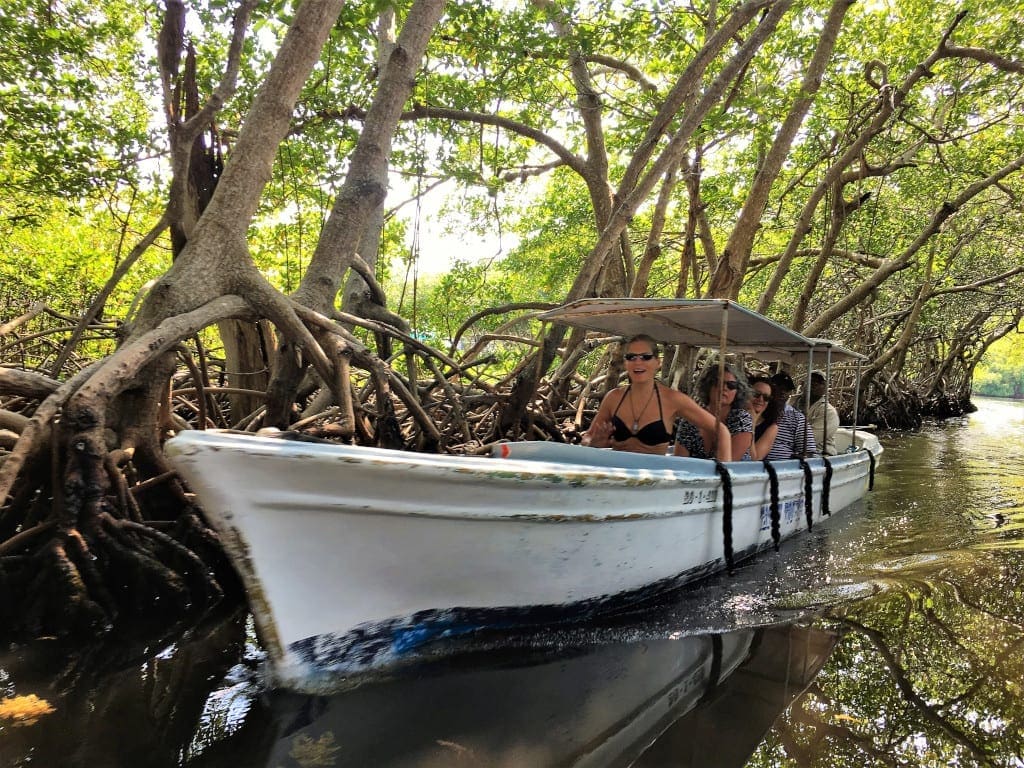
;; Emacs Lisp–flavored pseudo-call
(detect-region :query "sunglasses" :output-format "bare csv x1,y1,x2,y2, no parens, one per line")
624,353,657,361
719,380,739,390
751,391,770,401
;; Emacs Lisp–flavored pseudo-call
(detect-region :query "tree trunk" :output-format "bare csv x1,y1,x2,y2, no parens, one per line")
634,167,679,297
708,0,852,300
498,0,791,437
0,0,446,644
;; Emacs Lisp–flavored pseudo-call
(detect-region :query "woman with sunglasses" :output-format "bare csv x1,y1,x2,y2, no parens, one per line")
747,375,781,460
582,335,730,458
673,362,753,461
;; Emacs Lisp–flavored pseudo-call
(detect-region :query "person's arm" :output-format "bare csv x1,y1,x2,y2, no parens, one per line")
672,417,690,456
714,421,732,461
729,410,754,461
582,390,618,447
730,431,751,461
825,405,840,453
751,423,778,460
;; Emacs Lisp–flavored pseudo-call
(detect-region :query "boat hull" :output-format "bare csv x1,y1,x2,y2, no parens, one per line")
165,429,880,692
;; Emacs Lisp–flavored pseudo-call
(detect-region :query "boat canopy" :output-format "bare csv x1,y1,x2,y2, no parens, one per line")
541,298,868,438
539,298,862,363
801,338,866,363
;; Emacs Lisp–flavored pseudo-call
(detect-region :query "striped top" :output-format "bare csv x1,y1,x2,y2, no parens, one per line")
765,403,817,460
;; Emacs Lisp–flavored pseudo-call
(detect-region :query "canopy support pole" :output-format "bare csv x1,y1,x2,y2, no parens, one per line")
715,301,729,459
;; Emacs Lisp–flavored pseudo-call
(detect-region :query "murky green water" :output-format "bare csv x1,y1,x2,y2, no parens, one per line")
1,398,1022,767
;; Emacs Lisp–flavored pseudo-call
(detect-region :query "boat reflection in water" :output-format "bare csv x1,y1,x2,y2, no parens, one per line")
258,623,838,768
0,608,838,767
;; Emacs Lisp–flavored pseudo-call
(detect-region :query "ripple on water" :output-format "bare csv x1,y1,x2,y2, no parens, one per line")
774,581,880,610
868,551,974,574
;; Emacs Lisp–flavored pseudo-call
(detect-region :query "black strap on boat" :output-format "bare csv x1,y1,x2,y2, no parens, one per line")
863,446,876,490
714,460,735,573
699,633,725,703
821,456,833,517
799,459,814,531
762,459,781,551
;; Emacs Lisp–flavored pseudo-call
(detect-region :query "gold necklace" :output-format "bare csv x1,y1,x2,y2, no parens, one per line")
629,384,658,432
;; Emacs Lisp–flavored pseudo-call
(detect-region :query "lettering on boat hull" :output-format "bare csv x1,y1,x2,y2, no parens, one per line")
759,498,803,532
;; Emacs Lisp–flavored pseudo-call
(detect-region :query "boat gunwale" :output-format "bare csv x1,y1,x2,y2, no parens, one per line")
167,431,878,526
166,429,878,489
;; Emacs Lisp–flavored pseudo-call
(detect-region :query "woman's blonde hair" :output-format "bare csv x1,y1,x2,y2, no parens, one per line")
622,334,660,356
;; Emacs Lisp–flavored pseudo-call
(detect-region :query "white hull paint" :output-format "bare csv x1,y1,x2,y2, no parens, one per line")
165,428,881,693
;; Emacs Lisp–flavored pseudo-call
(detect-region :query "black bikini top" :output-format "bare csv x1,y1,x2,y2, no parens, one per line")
610,384,673,446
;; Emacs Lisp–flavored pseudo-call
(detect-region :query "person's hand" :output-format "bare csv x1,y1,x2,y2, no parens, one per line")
583,417,613,447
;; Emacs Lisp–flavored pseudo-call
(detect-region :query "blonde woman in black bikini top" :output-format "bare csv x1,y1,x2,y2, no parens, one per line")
582,335,733,459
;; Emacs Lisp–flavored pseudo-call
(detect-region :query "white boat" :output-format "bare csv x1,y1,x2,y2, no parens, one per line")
164,299,882,693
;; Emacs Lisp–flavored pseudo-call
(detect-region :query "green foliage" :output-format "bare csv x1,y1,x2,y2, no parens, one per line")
0,0,151,220
387,0,1024,395
402,168,592,346
2,0,1023,403
3,202,166,305
0,197,171,367
975,334,1024,398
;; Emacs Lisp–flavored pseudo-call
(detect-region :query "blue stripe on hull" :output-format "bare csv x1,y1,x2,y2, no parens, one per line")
286,541,772,682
